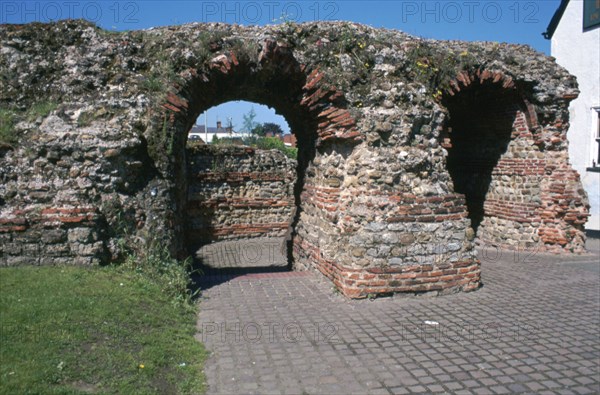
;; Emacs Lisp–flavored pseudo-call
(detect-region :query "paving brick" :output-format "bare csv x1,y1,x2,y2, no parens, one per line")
197,246,600,394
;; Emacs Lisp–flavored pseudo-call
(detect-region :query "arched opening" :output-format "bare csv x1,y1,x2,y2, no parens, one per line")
153,41,362,279
441,77,543,247
442,84,515,233
185,101,299,273
187,101,292,144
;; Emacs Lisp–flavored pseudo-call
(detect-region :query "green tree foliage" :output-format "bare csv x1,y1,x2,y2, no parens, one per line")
262,122,284,136
250,122,284,137
242,107,257,133
251,123,265,136
254,136,297,159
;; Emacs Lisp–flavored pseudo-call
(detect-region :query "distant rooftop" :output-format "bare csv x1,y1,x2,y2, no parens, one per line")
190,121,237,135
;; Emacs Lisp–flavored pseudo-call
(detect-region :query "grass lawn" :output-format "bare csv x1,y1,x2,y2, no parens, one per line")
0,266,208,394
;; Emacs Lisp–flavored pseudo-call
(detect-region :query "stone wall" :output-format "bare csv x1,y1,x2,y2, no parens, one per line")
0,114,155,265
292,142,480,297
185,145,296,250
0,20,590,298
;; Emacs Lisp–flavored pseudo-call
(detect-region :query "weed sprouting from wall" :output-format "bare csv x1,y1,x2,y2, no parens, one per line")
0,108,17,145
0,100,57,146
404,42,482,100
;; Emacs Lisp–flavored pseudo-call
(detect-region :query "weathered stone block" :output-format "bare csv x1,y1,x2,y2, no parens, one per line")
41,229,67,244
68,228,93,243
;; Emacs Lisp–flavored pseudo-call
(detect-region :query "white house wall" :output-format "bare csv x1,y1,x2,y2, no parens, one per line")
552,0,600,231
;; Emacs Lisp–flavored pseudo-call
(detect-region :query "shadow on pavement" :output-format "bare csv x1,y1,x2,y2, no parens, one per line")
189,238,292,295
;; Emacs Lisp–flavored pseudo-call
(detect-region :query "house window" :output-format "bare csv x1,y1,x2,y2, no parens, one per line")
588,107,600,172
583,0,600,30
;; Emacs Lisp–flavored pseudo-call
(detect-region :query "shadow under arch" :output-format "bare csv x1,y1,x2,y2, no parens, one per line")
440,71,537,239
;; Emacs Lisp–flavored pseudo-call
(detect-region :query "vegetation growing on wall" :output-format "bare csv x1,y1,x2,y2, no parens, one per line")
404,42,488,100
0,108,16,145
210,135,298,159
0,101,57,146
103,199,198,306
251,136,298,159
274,22,376,93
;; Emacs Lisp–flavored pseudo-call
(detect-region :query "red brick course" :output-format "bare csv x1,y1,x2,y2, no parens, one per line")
294,235,480,298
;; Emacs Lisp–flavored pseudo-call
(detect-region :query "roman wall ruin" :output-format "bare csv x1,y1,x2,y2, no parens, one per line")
0,20,589,297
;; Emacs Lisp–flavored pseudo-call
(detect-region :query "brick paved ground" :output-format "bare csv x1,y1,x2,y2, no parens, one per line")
195,238,288,270
195,238,600,394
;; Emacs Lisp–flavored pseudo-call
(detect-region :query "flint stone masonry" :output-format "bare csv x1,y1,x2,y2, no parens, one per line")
0,20,590,298
186,145,296,249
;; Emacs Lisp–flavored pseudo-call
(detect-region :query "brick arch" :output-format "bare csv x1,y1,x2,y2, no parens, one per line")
445,69,541,142
159,39,362,151
153,39,363,262
446,69,516,94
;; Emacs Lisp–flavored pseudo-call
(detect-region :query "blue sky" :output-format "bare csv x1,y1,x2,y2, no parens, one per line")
198,101,292,134
1,1,563,133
